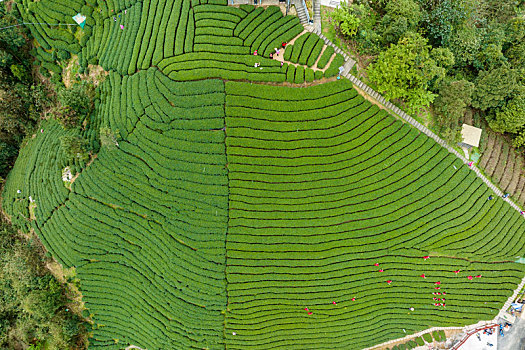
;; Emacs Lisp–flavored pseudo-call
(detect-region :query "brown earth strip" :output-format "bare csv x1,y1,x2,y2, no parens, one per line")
519,181,525,207
515,176,525,206
485,137,503,177
507,157,524,195
479,132,496,169
501,151,516,193
493,142,510,184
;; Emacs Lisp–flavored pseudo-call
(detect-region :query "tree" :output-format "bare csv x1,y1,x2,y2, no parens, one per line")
433,79,475,142
57,82,94,118
0,219,87,349
60,135,90,163
488,93,525,133
446,24,484,68
379,0,422,44
330,2,362,37
0,141,17,178
472,66,519,111
367,32,449,113
503,17,525,69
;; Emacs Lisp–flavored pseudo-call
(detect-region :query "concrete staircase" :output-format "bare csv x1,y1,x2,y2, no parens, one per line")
293,0,310,25
313,0,321,31
340,58,355,75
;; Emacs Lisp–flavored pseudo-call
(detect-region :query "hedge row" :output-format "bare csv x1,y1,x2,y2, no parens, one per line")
285,65,316,84
158,52,287,82
3,71,230,349
324,53,345,78
316,45,334,69
222,79,525,349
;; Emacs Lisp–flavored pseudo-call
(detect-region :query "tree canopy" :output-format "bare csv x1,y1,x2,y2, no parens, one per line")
367,32,450,113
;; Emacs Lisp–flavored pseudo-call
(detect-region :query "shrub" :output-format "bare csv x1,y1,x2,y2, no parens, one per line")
422,333,432,343
432,331,440,341
53,106,80,129
415,337,424,346
324,53,345,78
60,135,90,162
307,38,324,67
314,70,323,80
305,68,314,82
284,44,293,61
286,64,296,83
290,33,310,63
438,330,446,342
294,65,305,84
320,43,333,61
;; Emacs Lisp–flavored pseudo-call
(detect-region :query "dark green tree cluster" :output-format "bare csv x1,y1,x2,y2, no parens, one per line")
0,3,52,178
330,0,525,146
53,81,95,130
0,219,88,349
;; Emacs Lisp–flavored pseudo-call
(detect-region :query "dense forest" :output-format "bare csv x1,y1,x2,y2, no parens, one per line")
329,0,525,146
1,2,89,349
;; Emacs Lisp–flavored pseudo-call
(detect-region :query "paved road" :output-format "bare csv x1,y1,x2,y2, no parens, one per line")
499,316,525,350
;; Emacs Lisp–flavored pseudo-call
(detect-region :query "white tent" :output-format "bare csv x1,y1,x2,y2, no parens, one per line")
461,124,482,148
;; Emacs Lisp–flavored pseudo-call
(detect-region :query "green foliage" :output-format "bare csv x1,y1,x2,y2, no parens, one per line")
59,135,90,163
223,79,525,349
305,68,315,82
0,141,17,178
324,53,345,78
434,79,475,142
367,32,446,113
57,82,95,120
418,0,473,46
330,2,361,37
378,0,422,44
316,45,335,69
444,25,483,68
432,330,440,341
0,219,87,349
286,64,296,83
415,336,424,346
488,93,525,133
472,66,519,111
422,333,433,343
54,106,80,129
294,65,305,84
99,126,119,151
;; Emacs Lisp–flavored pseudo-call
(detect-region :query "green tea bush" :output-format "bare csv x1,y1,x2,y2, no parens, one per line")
294,65,305,84
422,333,433,343
324,53,345,77
223,79,525,350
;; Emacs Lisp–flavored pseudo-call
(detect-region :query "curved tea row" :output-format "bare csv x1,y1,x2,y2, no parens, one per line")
223,80,525,349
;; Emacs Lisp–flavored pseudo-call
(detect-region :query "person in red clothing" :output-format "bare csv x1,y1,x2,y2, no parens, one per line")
281,42,287,48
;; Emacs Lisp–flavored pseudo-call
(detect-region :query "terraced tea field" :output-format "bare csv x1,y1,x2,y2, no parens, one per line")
3,0,525,349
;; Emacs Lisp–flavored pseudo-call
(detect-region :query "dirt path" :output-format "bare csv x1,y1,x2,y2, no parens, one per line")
272,30,336,73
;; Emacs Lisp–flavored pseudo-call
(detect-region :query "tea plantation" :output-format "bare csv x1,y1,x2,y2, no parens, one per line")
4,0,525,349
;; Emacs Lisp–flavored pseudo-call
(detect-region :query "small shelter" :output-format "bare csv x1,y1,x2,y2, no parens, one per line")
460,124,482,148
72,13,86,29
